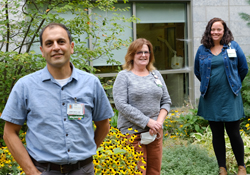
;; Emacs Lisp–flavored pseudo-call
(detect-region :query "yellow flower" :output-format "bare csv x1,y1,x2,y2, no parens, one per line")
105,139,111,144
128,128,133,131
93,159,99,165
129,138,134,143
120,170,126,174
246,123,249,127
140,165,146,170
135,170,143,175
131,135,137,139
92,124,150,174
134,129,138,132
5,160,11,164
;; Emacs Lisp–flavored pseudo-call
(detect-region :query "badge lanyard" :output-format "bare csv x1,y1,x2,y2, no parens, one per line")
67,97,85,120
151,72,163,88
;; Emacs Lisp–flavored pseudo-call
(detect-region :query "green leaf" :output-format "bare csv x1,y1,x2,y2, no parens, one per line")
113,148,127,154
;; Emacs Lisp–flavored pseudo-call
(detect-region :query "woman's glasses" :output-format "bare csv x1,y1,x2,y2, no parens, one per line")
136,51,150,56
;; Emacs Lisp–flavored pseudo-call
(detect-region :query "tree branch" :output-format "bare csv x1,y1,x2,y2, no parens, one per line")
10,30,24,38
0,36,6,51
19,17,34,54
26,18,45,53
26,0,55,53
22,0,28,15
5,0,9,52
31,0,40,12
13,41,39,51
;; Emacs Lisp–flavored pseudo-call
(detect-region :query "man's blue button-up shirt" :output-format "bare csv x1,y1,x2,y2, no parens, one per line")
1,64,113,164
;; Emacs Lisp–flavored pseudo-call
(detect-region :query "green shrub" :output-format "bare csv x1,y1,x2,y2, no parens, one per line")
164,108,209,139
161,143,218,175
110,109,118,128
240,117,250,135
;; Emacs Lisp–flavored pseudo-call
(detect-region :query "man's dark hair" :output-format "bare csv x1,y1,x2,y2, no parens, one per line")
39,22,73,46
201,17,234,49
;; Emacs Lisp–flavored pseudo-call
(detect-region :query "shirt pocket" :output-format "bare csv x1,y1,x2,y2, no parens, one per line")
228,56,237,66
199,55,208,67
66,96,93,116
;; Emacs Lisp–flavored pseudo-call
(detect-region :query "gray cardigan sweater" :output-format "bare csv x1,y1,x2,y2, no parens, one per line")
113,70,172,134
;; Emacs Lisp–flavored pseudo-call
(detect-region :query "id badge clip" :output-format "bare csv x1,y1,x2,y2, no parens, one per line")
227,43,237,57
152,72,163,88
67,98,85,120
155,79,163,88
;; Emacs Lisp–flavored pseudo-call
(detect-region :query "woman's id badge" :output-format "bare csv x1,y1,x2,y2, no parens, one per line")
227,49,237,57
67,103,85,120
155,79,163,87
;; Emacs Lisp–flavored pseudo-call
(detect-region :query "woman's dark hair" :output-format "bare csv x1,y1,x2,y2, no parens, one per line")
201,17,234,48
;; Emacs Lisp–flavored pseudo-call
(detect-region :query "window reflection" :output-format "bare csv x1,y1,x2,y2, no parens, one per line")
163,73,189,107
136,23,186,70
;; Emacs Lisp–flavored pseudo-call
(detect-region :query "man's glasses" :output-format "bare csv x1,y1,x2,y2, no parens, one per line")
136,51,150,56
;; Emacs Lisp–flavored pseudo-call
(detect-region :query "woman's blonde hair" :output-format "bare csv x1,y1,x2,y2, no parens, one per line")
122,38,156,71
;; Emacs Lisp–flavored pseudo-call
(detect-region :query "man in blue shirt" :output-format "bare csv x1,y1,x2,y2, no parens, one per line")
1,23,113,175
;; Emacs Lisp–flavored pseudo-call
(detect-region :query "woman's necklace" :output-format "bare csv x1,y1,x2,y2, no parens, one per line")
214,51,220,56
211,45,223,56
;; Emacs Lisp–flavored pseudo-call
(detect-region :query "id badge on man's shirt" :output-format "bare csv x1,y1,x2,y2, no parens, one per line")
67,103,85,120
227,49,237,58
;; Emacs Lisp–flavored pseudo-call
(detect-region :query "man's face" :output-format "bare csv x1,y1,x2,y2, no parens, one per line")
40,26,74,69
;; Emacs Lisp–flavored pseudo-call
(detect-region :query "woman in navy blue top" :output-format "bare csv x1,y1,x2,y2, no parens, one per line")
194,18,248,175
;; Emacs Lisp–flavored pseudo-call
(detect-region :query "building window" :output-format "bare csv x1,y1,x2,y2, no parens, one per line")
92,3,133,73
135,2,189,107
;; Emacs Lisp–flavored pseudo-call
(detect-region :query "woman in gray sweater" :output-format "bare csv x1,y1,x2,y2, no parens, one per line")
113,38,171,175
